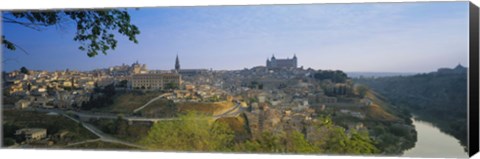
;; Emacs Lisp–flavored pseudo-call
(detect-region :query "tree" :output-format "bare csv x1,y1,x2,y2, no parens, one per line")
356,85,369,98
314,70,349,83
139,111,235,151
2,10,140,57
285,130,318,153
3,138,16,147
20,66,29,74
165,82,178,90
118,80,128,88
311,116,379,155
234,131,286,153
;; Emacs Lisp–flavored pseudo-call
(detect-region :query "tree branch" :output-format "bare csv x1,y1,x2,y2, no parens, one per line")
2,36,30,55
2,16,49,31
12,43,30,55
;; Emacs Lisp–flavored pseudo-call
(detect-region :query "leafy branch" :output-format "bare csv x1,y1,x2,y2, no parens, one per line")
2,9,140,57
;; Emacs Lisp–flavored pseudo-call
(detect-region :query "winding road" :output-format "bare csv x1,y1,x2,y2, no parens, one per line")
133,93,172,113
59,110,146,149
26,98,245,149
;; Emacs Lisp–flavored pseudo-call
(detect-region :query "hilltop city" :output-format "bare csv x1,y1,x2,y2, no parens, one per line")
4,54,454,154
1,3,471,157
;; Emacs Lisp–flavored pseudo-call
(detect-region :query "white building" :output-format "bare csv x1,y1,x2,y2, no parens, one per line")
15,128,47,142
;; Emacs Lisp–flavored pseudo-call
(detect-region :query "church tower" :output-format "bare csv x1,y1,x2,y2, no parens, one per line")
293,54,298,68
175,54,180,72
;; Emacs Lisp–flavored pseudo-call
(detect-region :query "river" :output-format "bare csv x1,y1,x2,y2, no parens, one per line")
402,117,468,158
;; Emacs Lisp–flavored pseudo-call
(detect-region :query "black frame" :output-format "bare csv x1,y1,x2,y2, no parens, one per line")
469,2,479,157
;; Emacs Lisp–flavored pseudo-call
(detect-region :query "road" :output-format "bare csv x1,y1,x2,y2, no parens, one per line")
212,103,244,119
58,110,146,149
33,101,244,123
22,102,245,149
133,93,172,113
23,101,245,149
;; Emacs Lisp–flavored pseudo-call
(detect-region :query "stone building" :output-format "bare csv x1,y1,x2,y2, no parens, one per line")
175,54,208,76
15,128,47,142
266,54,298,69
109,61,147,76
130,73,181,90
15,99,31,109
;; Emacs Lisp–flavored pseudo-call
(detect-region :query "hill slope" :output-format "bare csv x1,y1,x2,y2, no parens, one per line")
355,69,468,150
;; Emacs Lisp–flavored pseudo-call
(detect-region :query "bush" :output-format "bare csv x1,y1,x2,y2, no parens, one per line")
139,111,235,151
3,138,16,146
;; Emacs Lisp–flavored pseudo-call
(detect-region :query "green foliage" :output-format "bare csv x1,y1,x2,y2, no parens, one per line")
2,36,16,50
248,97,258,104
314,116,379,155
234,131,292,153
20,66,29,74
356,85,369,98
165,82,178,90
2,10,140,57
255,132,286,152
3,138,17,146
117,80,128,88
234,116,378,155
248,81,263,89
139,111,235,151
286,131,318,153
82,83,116,110
2,123,20,139
138,112,379,154
346,131,380,154
313,70,349,83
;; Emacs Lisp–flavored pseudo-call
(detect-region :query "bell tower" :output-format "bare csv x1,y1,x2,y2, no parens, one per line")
175,54,180,72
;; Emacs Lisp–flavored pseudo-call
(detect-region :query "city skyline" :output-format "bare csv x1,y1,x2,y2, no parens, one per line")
2,2,470,72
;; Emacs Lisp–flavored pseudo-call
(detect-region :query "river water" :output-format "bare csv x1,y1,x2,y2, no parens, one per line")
402,117,468,158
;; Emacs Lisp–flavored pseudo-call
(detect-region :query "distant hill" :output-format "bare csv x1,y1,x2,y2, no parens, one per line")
347,72,417,78
354,64,468,150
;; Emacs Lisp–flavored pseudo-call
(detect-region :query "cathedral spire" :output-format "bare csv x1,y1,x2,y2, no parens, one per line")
175,54,180,72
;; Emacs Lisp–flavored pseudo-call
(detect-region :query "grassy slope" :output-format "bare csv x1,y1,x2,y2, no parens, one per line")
364,91,399,122
176,101,234,115
139,99,176,118
93,91,234,116
94,91,161,113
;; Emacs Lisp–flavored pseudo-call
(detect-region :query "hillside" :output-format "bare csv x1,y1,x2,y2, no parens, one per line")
94,91,162,113
364,91,399,122
354,67,468,150
329,88,416,154
176,101,235,115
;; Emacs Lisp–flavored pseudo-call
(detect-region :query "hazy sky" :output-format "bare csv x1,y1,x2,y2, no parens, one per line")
2,2,470,72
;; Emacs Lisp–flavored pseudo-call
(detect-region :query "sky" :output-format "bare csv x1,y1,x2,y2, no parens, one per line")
1,2,470,73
